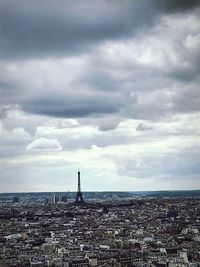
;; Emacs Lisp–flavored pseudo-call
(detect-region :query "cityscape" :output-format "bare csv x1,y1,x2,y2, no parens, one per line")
0,171,200,266
1,0,200,266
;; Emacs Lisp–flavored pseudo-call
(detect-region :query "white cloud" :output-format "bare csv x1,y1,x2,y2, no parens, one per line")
26,138,62,151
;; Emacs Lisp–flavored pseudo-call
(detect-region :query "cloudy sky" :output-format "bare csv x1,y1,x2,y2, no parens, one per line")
0,0,200,192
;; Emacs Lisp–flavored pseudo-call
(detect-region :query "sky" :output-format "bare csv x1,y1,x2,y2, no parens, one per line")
0,0,200,192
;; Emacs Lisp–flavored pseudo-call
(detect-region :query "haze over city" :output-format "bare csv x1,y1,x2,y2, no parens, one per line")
0,0,200,192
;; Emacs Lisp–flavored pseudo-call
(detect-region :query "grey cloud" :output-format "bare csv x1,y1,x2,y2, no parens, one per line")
59,133,132,151
0,125,31,158
136,123,152,131
0,106,49,137
0,52,199,122
0,0,200,192
0,0,157,59
23,94,124,118
1,0,199,60
117,150,200,179
0,60,129,119
124,83,200,120
160,151,200,177
153,0,200,13
97,120,121,132
172,84,200,113
0,159,73,192
170,68,200,82
0,0,199,121
79,115,122,132
0,105,19,118
78,70,121,93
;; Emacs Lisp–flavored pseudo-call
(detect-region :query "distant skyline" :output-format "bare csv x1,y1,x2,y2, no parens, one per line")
0,0,200,192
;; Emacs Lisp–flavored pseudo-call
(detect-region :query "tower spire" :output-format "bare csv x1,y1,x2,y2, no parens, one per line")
75,170,84,205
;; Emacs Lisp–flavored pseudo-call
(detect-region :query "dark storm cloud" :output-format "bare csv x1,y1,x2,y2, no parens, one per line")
0,0,158,59
0,0,199,60
153,0,200,13
0,0,199,120
0,57,130,119
24,95,123,118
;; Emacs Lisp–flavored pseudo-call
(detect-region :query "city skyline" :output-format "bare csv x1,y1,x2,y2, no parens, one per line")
0,0,200,192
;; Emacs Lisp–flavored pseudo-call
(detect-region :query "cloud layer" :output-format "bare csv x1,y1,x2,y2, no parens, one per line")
0,0,200,192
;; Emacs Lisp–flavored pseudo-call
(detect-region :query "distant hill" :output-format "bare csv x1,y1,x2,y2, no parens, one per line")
0,190,199,203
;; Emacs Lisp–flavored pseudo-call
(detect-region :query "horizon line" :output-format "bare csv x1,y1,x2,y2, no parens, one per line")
0,189,200,194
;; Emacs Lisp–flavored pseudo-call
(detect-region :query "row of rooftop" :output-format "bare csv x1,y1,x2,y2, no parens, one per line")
0,197,199,267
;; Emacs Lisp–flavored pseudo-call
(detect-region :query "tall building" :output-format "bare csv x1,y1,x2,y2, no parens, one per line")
75,170,85,205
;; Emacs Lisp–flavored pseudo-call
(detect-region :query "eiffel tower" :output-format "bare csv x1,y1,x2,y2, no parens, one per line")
75,170,85,204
